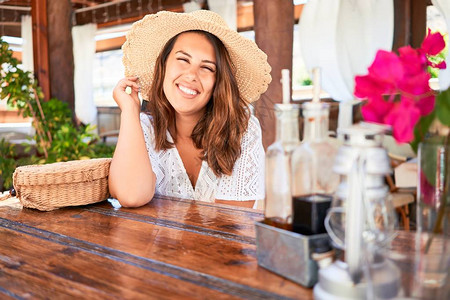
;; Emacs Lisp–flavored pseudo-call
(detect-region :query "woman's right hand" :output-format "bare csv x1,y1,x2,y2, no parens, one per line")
112,77,141,114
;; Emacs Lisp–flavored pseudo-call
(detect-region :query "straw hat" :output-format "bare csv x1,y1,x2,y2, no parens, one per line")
122,10,272,103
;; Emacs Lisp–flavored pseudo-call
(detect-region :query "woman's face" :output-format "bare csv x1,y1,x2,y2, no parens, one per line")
163,32,217,119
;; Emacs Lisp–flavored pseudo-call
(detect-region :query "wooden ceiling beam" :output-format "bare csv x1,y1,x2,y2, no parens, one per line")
0,3,30,36
0,24,21,37
74,0,187,26
71,0,99,7
96,35,125,52
96,8,184,29
0,9,29,22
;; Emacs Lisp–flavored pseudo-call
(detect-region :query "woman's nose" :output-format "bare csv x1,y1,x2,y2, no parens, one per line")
184,65,199,81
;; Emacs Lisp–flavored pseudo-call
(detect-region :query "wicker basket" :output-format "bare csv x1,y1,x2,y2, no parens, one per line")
13,158,112,211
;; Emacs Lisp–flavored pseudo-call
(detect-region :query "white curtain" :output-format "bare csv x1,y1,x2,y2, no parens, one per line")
72,23,98,127
207,0,237,30
299,0,394,129
183,1,202,13
432,0,450,91
20,15,33,72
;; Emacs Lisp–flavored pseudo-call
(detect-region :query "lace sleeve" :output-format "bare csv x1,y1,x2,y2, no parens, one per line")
139,112,158,172
216,115,265,201
140,113,154,152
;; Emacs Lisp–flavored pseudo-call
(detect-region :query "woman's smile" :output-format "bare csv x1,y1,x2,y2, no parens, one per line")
177,83,199,96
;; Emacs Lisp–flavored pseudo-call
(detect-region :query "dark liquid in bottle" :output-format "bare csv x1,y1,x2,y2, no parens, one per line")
292,194,332,235
263,217,293,231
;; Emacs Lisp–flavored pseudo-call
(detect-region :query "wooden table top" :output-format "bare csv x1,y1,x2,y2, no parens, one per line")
0,196,314,299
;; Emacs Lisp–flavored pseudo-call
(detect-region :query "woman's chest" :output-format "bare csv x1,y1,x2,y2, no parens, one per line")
175,141,203,188
151,146,218,202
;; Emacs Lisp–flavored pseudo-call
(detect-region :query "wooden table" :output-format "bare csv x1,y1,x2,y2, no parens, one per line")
0,196,313,299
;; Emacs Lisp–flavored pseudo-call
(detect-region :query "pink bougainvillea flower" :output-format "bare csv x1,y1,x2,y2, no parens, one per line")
354,50,404,99
400,90,435,117
427,60,447,69
398,71,431,96
367,50,404,90
353,30,445,145
361,96,395,124
354,75,386,99
398,46,427,76
384,101,421,143
421,29,446,56
415,93,435,116
398,70,436,116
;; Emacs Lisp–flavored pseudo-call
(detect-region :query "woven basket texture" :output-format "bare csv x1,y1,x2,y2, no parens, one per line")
13,158,112,211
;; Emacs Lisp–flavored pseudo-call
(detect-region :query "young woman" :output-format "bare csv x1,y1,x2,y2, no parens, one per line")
109,10,271,208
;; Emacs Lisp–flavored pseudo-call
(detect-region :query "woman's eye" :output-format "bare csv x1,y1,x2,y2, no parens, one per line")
202,66,215,72
177,58,189,63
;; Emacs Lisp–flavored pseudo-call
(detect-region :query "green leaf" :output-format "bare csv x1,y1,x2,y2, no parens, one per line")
411,111,436,153
436,87,450,126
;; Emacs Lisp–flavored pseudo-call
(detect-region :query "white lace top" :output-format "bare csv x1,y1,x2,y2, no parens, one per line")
140,113,265,203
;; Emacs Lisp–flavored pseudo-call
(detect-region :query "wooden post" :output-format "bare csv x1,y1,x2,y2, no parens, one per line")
253,0,294,149
410,0,427,48
47,0,75,114
393,0,427,51
31,0,50,101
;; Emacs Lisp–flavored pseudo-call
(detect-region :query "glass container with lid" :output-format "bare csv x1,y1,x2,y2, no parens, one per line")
291,68,339,235
264,69,300,230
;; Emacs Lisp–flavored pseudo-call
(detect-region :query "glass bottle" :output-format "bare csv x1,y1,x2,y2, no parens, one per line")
291,69,339,235
416,133,449,292
265,103,300,230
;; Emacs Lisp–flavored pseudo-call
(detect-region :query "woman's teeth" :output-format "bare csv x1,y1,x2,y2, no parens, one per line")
178,85,198,95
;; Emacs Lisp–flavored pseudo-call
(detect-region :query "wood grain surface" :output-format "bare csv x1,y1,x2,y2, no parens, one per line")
0,196,314,299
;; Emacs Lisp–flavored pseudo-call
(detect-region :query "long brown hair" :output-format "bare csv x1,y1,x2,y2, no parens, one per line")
145,30,250,177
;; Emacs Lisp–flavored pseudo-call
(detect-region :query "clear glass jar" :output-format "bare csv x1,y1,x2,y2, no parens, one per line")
291,102,339,235
416,134,449,290
265,103,300,230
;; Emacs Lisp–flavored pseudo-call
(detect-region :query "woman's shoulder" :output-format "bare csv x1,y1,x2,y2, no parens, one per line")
248,114,261,126
239,114,263,150
139,112,156,142
246,114,262,136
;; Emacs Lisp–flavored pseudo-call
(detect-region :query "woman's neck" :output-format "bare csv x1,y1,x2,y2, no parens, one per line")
174,113,201,140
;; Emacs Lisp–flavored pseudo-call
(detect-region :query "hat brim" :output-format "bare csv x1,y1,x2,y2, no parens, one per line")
122,10,272,103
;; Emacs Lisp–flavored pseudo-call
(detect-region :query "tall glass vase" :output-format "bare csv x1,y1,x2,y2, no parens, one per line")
415,135,450,297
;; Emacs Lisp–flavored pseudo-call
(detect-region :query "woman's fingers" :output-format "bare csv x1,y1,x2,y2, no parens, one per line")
117,77,140,91
114,77,140,97
113,77,142,113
